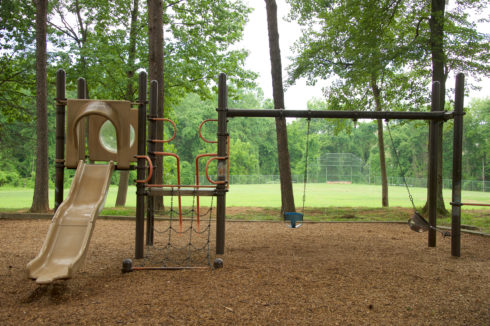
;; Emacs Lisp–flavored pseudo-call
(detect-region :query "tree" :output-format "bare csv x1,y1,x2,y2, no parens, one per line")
424,0,489,215
287,0,428,207
287,0,489,208
264,0,296,213
116,0,141,207
147,0,165,209
0,1,36,131
31,0,49,212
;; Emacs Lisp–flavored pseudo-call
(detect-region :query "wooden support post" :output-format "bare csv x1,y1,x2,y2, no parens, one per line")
54,69,66,212
146,80,158,246
451,73,464,257
428,81,441,247
216,73,228,255
135,72,147,259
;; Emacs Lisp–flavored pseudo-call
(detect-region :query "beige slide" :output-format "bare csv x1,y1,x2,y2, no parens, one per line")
27,161,114,284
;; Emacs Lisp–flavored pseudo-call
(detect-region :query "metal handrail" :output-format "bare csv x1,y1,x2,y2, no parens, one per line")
198,119,218,143
149,118,177,143
205,156,228,185
134,155,153,184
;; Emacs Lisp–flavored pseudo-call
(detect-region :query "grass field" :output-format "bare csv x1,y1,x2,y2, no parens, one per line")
1,183,488,210
1,183,488,232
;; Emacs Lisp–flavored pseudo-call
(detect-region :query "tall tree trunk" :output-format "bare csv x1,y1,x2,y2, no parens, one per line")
371,77,388,207
116,0,140,207
31,0,49,212
423,0,448,216
148,0,164,210
265,0,296,214
74,0,88,79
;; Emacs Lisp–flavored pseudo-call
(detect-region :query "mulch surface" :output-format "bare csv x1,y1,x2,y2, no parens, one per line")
0,218,489,325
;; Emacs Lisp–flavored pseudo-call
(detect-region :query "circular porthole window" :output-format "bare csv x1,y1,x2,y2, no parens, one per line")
99,120,135,153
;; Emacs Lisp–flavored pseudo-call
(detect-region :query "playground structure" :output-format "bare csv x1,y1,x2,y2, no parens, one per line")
27,68,479,283
27,70,143,283
27,69,227,282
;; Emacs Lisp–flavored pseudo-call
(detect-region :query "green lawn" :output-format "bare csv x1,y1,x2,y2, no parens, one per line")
1,183,488,232
1,183,488,209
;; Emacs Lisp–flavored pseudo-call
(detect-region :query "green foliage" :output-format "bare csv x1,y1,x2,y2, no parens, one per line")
286,0,430,112
164,0,257,102
0,1,37,131
47,0,256,107
286,0,489,107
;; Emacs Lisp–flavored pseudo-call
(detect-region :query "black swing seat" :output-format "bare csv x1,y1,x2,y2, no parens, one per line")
408,212,428,233
408,212,451,237
284,212,303,228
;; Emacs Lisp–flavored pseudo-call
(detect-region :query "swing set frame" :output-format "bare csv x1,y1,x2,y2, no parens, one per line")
212,72,467,258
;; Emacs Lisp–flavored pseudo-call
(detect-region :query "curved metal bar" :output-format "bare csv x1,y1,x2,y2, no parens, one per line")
134,155,153,184
149,118,177,143
198,119,218,143
205,156,228,185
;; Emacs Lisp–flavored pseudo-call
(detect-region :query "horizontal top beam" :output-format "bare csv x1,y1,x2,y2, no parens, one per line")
226,109,455,121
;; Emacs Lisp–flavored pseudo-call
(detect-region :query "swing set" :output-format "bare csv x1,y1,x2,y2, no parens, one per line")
134,72,477,260
211,72,469,258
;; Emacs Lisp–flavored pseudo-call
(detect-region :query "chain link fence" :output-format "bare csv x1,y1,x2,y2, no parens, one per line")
198,174,489,192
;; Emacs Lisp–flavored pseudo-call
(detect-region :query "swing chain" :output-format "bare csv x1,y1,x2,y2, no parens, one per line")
386,121,417,212
302,118,311,214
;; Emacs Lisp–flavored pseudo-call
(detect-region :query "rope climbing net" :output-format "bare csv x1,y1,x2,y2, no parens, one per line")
136,193,215,268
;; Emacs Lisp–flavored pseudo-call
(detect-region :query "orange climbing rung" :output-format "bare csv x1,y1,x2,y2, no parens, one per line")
198,119,218,144
148,118,177,143
134,155,153,184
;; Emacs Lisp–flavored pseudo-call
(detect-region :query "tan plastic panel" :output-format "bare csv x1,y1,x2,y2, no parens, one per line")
88,108,138,163
66,99,132,169
26,161,114,284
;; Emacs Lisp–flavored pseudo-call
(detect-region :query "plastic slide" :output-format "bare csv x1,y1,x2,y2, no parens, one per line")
27,161,114,284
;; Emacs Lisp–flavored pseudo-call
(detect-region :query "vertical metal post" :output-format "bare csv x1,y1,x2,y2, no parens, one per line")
146,80,158,246
135,72,147,259
428,81,440,247
77,78,86,99
216,73,228,255
451,73,464,257
77,78,87,160
54,69,66,212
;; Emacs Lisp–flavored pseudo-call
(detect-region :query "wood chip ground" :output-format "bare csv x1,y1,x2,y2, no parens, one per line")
0,219,489,325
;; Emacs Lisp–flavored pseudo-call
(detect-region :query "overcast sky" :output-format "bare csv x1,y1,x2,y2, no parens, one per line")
238,0,489,109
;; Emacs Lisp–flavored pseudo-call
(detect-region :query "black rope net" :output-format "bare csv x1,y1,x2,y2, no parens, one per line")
135,194,215,268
